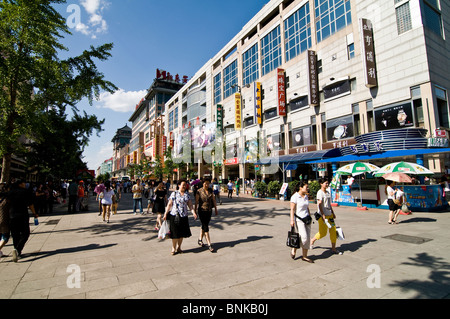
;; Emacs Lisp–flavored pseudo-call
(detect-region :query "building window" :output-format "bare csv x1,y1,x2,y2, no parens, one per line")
436,87,449,128
347,43,355,59
242,43,259,86
214,73,222,104
261,25,282,76
174,107,179,129
169,111,174,132
223,60,238,99
396,2,412,34
421,0,443,37
315,0,352,43
284,3,312,62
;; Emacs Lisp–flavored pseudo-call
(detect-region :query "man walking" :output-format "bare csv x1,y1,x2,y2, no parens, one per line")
132,179,144,215
8,180,38,262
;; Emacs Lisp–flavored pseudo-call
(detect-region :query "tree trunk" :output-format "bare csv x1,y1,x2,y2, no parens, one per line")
1,153,12,184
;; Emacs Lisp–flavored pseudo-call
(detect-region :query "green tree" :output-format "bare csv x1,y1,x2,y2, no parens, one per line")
24,108,104,180
0,0,117,183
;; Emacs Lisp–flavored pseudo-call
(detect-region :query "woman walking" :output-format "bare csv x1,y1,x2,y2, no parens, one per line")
386,180,398,224
163,181,197,255
101,181,115,223
153,182,167,231
112,183,121,215
195,178,218,252
290,182,313,262
311,179,341,255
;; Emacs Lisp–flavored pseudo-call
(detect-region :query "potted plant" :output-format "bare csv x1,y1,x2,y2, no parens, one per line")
254,181,268,198
268,181,282,199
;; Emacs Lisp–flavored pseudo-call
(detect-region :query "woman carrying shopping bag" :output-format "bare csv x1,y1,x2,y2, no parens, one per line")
311,179,342,255
163,181,197,255
290,182,313,263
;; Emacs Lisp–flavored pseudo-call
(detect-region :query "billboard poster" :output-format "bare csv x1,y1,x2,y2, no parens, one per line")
292,127,312,147
326,115,354,141
374,102,414,131
277,69,287,116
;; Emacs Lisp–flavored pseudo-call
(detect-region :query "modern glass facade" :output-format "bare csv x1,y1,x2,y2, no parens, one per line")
284,2,312,62
261,25,282,76
242,43,260,86
315,0,352,43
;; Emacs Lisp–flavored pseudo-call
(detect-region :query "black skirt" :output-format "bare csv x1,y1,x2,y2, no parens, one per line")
168,214,191,239
152,199,165,214
388,199,398,211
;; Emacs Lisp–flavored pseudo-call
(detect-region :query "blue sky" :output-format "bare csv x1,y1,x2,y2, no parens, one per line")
54,0,268,171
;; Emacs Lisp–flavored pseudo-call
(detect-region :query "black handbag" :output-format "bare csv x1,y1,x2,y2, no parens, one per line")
314,212,322,221
286,226,300,248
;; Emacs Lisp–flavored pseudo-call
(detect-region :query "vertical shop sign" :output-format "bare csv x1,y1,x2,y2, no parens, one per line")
307,50,319,106
235,93,242,130
217,104,223,132
360,18,378,88
254,82,262,125
277,69,287,116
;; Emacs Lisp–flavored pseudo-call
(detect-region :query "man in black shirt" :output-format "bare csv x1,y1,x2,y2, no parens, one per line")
8,180,38,262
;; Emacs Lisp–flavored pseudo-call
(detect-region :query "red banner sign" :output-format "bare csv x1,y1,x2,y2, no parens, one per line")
277,69,286,116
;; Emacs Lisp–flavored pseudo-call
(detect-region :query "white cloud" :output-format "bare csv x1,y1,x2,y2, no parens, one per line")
96,89,147,113
75,0,109,39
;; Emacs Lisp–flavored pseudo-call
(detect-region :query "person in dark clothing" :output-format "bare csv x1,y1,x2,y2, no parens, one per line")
8,180,38,262
67,180,78,213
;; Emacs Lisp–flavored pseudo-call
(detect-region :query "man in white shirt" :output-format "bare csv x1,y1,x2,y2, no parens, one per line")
132,179,143,215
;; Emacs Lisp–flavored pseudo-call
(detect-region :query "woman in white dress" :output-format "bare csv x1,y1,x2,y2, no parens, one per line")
290,182,313,263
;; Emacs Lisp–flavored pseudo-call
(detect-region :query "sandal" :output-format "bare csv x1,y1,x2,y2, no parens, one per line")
208,245,215,253
198,239,205,247
301,257,314,263
177,248,183,254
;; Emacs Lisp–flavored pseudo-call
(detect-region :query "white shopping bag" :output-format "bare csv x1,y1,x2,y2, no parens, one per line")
336,227,345,240
158,220,170,240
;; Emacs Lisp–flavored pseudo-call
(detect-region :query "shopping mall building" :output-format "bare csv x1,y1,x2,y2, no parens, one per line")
165,0,449,183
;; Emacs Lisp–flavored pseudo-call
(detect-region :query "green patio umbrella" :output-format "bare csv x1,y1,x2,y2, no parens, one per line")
374,161,434,177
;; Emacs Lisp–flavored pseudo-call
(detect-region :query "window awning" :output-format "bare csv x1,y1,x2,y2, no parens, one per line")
255,148,341,165
305,148,450,164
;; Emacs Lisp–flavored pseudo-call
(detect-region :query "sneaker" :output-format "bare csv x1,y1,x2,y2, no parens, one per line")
12,249,19,263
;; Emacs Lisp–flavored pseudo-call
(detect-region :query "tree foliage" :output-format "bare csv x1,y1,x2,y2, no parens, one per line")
0,0,117,182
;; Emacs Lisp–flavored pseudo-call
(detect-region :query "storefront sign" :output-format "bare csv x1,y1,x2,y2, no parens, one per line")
235,93,242,130
323,79,350,100
254,82,262,124
225,158,239,165
322,138,356,150
277,69,287,116
289,144,317,154
428,138,449,148
307,50,319,106
360,19,378,88
217,104,223,132
374,102,414,131
289,95,309,112
434,129,449,138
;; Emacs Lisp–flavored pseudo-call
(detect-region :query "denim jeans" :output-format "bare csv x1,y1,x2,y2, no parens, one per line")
133,198,143,214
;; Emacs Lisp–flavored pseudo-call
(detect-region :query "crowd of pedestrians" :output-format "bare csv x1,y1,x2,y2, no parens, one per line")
2,172,434,263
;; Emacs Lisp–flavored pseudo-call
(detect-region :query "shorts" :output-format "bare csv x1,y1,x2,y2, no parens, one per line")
388,199,398,211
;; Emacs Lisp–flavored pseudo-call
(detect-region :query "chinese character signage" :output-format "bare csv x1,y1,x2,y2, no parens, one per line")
235,93,242,130
307,51,319,106
254,82,262,125
277,69,287,116
217,104,223,132
360,19,378,88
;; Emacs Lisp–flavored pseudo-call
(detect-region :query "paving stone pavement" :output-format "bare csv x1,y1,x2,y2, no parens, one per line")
1,189,450,300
